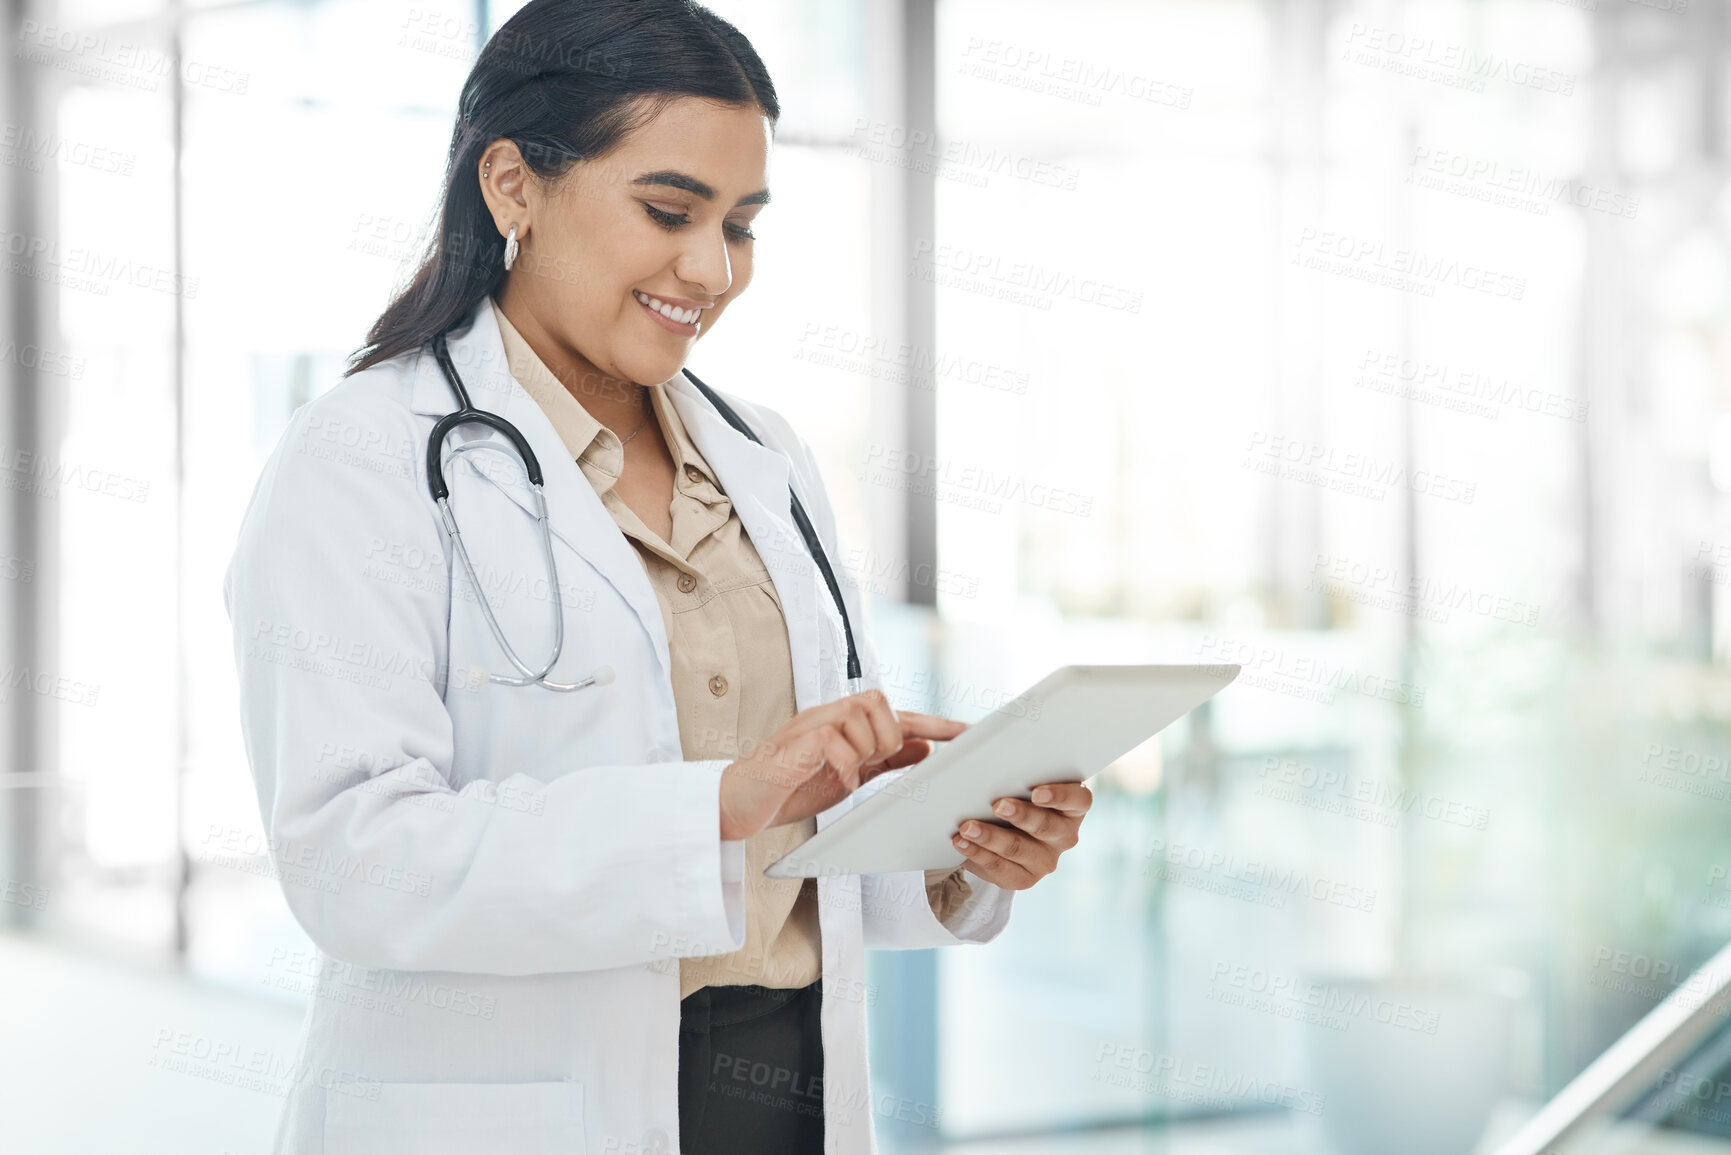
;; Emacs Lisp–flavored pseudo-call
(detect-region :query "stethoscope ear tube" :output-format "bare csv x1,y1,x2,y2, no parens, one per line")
429,333,546,498
428,409,546,498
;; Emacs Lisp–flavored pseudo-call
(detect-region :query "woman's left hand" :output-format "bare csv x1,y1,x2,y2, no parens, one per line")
951,781,1092,890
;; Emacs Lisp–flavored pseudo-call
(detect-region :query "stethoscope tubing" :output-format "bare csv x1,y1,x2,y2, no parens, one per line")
429,332,598,691
423,327,862,693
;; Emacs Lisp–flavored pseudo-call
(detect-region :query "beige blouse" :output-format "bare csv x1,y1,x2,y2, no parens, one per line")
491,298,971,997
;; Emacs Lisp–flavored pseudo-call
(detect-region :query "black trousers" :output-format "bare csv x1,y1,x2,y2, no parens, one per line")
677,979,825,1154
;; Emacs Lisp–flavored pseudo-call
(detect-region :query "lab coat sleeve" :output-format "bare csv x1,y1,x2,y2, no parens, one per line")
746,403,1014,950
222,381,746,976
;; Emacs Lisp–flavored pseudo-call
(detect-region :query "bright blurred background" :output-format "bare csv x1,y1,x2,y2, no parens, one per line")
3,0,1730,1152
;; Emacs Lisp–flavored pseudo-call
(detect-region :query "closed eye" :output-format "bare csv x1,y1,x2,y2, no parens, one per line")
642,202,755,243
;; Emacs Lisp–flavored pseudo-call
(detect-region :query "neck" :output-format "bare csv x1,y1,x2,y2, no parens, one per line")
493,285,647,435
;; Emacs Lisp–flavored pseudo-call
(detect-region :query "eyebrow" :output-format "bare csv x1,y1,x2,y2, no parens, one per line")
632,170,770,207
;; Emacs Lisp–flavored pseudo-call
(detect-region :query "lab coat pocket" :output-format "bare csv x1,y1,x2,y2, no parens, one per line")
324,1079,584,1155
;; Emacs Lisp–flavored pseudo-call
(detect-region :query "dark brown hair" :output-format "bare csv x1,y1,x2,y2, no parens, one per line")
346,0,779,376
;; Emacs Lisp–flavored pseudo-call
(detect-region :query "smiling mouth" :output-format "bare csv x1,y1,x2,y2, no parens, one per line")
633,289,704,326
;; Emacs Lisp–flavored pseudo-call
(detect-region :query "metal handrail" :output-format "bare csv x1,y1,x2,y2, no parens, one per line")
1494,936,1731,1154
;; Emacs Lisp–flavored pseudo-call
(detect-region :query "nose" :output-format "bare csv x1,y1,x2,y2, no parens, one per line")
673,221,733,300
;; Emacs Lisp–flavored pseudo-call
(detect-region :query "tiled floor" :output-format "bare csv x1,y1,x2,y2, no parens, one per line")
0,930,306,1155
890,1114,1336,1154
0,930,1672,1155
2,930,1341,1154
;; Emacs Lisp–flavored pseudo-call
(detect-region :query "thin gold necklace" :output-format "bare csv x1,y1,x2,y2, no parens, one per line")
617,386,652,447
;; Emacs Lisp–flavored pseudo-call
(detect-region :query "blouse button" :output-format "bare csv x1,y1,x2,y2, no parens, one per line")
677,573,698,594
709,675,729,697
685,464,704,483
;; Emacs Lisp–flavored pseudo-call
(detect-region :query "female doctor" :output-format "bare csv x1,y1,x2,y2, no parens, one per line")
224,2,1090,1152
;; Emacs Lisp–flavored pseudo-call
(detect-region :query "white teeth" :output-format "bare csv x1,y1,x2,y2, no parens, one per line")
635,290,699,325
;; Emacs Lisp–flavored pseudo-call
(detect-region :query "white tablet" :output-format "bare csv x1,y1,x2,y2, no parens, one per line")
763,663,1240,879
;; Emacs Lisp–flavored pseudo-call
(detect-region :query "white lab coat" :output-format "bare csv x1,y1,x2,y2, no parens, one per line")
222,295,1013,1155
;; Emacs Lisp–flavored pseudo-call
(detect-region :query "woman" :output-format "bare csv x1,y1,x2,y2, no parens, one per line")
224,2,1090,1152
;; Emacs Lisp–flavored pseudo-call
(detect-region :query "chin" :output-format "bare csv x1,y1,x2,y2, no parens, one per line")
620,353,686,387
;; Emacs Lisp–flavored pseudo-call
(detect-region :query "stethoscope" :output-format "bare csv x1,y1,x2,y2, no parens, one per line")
426,330,862,694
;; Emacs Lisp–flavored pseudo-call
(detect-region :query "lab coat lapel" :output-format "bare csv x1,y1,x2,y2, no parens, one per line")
666,376,830,718
409,300,673,676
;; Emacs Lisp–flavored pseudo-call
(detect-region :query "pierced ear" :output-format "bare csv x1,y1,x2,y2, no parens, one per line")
477,140,533,244
483,140,528,179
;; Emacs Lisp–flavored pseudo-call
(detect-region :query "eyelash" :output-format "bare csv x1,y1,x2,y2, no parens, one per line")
642,202,756,242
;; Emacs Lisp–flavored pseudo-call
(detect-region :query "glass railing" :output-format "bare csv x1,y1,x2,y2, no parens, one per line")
1494,938,1731,1154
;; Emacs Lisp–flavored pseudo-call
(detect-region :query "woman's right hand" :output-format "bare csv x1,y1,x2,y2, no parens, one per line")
717,689,966,841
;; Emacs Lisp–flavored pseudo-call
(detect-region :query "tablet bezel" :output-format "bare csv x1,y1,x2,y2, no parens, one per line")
763,662,1239,879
